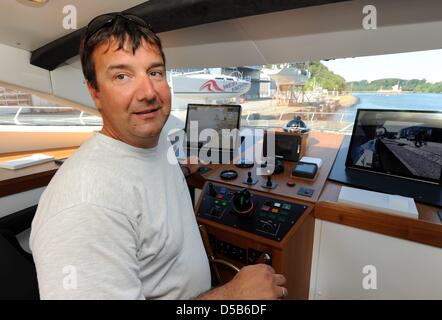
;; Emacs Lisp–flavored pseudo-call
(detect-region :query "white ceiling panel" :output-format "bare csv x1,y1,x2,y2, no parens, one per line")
0,0,147,51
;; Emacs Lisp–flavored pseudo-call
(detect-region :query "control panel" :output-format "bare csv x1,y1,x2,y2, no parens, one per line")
197,182,308,241
210,236,271,265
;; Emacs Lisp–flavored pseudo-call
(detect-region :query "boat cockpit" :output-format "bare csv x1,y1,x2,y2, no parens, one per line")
1,0,442,301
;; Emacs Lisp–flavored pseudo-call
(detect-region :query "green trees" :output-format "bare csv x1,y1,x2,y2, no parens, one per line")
305,62,346,91
347,78,442,93
262,62,442,93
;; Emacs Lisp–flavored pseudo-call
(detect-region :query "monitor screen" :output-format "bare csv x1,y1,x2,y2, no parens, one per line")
346,109,442,185
262,132,301,162
184,104,241,148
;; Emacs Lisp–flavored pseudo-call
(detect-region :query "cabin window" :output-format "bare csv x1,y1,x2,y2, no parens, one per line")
169,49,442,134
0,86,102,127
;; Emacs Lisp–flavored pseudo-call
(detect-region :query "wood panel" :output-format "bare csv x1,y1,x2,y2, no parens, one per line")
315,197,442,249
0,147,77,197
195,181,315,299
281,211,315,299
319,182,442,224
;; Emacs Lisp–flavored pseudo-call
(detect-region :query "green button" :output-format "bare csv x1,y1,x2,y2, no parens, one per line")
214,199,220,205
278,217,287,223
280,210,289,215
259,212,266,218
221,201,227,207
282,204,291,210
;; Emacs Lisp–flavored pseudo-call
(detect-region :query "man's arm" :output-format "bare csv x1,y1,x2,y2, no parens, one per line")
31,203,144,300
196,264,288,300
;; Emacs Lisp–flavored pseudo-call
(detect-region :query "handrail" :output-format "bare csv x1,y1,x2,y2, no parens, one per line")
13,107,22,125
1,105,102,127
277,111,353,122
3,106,73,110
241,110,355,133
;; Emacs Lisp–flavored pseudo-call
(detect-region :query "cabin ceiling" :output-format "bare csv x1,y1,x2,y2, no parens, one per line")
0,0,147,52
66,0,442,71
1,0,442,73
25,0,350,70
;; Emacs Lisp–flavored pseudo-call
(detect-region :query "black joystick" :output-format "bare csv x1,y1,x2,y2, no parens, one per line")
247,172,253,184
232,188,254,216
208,182,217,197
262,174,278,189
266,176,273,188
242,171,258,185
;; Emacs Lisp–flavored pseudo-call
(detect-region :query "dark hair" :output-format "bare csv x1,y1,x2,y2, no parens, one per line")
80,15,166,91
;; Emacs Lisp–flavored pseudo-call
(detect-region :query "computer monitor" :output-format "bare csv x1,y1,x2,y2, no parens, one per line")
184,104,242,150
346,109,442,185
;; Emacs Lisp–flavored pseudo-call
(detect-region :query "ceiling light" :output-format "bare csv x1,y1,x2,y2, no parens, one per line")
16,0,49,8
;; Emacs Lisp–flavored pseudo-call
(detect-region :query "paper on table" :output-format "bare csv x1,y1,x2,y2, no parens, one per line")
338,186,418,219
0,154,55,170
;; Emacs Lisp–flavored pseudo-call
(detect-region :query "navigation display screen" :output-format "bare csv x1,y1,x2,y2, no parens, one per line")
185,104,241,148
346,109,442,184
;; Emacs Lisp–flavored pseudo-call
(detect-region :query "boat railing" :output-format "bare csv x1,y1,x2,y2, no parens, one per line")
170,68,209,76
229,70,245,80
0,106,102,126
243,110,355,134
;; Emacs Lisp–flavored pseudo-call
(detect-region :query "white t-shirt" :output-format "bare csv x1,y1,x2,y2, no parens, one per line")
30,131,211,300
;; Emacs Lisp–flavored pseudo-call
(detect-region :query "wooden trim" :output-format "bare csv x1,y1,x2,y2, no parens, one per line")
0,169,56,197
0,146,78,160
315,201,442,249
0,147,78,197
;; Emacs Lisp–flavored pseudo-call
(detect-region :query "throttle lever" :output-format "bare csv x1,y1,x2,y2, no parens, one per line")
255,253,272,265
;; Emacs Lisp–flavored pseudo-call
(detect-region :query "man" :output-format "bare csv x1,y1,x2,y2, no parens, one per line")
414,129,425,148
30,13,287,300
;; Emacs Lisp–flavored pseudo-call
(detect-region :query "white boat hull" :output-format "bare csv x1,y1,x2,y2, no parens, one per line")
171,75,251,100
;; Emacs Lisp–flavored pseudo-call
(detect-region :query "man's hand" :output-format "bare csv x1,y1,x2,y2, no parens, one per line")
197,264,288,300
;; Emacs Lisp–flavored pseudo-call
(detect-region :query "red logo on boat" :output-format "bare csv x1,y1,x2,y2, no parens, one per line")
199,80,224,92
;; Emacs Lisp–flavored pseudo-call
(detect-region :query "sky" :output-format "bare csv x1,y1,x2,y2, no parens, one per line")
321,49,442,83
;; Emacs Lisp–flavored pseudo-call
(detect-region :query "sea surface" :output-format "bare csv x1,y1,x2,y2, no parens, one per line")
326,92,442,130
348,92,442,115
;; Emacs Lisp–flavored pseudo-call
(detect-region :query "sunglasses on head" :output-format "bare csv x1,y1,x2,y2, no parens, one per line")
84,13,152,45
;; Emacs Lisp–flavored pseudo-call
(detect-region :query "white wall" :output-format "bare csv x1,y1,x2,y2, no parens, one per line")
0,44,51,93
50,64,94,108
309,219,442,299
0,187,45,219
0,43,96,111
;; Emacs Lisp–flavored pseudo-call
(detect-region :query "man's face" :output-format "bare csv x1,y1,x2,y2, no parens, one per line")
88,37,171,148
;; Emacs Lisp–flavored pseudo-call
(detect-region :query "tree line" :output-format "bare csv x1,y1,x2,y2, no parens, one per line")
264,62,442,93
347,78,442,93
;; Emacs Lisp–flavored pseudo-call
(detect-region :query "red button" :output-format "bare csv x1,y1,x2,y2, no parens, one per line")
287,180,296,187
261,205,270,212
217,194,224,200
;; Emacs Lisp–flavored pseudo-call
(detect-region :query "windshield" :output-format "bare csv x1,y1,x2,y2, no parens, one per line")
169,49,442,135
